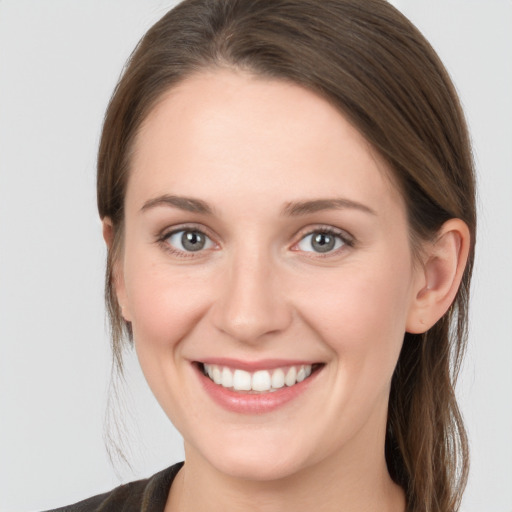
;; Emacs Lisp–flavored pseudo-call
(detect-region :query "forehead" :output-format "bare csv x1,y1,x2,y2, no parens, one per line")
127,69,403,216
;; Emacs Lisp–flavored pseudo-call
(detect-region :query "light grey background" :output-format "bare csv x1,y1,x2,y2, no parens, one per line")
0,1,510,511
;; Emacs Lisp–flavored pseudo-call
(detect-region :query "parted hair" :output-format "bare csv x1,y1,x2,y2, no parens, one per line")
97,1,476,510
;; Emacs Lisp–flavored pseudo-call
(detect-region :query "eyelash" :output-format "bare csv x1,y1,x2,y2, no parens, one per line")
292,227,354,258
156,224,355,259
156,223,217,259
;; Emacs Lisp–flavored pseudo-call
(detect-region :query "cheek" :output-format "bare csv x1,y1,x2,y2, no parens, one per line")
293,257,414,366
123,250,213,352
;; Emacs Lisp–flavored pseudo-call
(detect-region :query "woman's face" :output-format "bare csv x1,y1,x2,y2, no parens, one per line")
115,70,424,480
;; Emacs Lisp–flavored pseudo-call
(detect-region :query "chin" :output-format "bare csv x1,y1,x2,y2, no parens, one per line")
190,429,314,482
211,452,307,482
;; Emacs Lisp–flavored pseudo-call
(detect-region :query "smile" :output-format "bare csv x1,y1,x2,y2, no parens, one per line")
199,363,321,393
194,361,324,414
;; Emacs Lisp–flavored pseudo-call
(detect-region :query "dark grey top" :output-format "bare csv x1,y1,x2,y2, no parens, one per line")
43,462,183,512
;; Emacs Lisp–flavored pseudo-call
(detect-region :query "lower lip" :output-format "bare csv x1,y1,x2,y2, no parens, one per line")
194,364,323,414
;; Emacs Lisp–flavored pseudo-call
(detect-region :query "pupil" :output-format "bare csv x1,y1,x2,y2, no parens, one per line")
312,233,334,253
182,231,205,251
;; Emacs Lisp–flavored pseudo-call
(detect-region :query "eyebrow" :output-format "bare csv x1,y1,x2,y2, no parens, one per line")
281,198,376,217
141,194,214,215
140,194,376,217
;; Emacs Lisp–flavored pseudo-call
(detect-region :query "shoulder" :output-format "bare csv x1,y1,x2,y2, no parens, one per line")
42,462,184,512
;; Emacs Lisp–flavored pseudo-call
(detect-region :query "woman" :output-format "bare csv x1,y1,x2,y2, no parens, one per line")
47,0,475,510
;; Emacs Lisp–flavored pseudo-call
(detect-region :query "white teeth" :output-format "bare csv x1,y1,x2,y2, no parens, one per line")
221,367,233,388
202,363,315,392
285,366,297,387
212,366,222,385
271,368,285,389
233,369,252,391
252,370,271,391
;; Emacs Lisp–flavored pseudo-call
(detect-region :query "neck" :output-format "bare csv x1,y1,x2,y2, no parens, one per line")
166,425,406,512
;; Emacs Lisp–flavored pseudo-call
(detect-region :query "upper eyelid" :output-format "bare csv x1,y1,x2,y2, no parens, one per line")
292,224,354,244
158,223,216,240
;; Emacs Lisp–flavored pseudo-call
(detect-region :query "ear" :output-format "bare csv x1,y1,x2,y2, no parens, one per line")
102,216,115,250
406,218,470,334
102,217,132,322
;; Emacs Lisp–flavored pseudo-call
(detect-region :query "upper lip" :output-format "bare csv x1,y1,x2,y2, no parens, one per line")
194,358,323,371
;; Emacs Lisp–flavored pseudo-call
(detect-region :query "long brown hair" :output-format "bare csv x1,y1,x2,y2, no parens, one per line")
97,1,476,510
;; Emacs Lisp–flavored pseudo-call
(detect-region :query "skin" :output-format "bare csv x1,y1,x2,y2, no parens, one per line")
104,69,470,512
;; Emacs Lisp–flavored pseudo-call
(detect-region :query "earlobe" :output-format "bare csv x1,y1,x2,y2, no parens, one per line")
102,217,131,322
406,219,470,334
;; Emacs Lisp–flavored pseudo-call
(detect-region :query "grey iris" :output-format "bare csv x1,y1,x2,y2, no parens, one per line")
182,231,205,251
312,232,335,253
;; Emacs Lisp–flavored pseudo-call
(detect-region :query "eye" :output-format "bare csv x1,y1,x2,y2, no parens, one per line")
165,229,215,253
296,230,348,254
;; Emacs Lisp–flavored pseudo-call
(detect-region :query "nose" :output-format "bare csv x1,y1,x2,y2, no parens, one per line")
211,249,293,345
